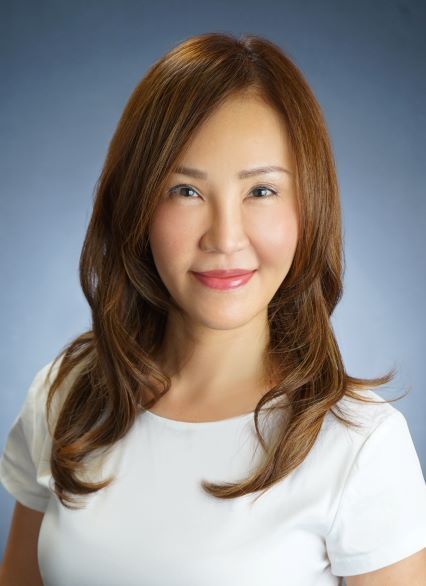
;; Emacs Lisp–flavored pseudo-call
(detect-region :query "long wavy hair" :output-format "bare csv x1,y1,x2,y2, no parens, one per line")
44,32,405,510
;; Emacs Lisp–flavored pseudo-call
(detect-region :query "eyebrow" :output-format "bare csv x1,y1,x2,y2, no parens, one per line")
172,165,292,180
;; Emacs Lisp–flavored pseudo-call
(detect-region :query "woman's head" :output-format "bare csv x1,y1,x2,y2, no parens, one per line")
91,32,342,325
47,33,396,509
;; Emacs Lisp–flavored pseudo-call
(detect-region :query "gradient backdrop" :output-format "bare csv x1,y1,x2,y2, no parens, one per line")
1,0,425,560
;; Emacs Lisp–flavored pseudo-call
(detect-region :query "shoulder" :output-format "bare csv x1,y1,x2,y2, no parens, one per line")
322,388,403,441
308,388,413,480
18,352,81,443
25,354,65,402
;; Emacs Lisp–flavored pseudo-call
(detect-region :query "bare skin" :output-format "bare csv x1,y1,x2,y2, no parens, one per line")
0,501,44,585
148,90,298,420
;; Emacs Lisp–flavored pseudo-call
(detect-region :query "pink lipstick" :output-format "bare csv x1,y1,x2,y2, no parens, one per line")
191,270,256,290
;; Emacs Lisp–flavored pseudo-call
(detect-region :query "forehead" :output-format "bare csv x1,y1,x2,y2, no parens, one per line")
176,94,293,174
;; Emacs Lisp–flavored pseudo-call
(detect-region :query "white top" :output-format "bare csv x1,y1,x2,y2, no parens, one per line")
1,359,426,586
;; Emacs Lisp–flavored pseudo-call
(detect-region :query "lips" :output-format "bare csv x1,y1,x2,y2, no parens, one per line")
191,269,256,290
192,269,255,278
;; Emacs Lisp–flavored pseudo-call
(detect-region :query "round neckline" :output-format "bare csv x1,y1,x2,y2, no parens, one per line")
141,407,256,429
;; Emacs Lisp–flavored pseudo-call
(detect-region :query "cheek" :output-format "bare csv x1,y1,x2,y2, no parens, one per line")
253,206,298,266
149,204,195,266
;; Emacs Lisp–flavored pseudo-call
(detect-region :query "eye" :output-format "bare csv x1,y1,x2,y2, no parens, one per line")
168,184,199,198
167,184,279,199
250,185,278,199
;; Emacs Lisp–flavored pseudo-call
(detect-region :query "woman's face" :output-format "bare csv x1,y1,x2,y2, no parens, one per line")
149,92,299,331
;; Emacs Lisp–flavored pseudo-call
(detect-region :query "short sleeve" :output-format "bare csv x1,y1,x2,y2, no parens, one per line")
0,362,56,513
325,408,426,576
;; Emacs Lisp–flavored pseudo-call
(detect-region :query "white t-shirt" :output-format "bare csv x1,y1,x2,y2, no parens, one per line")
1,358,425,586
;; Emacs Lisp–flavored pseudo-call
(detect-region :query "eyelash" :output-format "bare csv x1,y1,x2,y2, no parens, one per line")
167,184,279,200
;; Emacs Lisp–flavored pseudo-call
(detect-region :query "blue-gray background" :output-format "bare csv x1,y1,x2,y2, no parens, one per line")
1,0,425,561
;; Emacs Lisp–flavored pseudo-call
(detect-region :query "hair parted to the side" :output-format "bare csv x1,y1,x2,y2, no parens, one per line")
44,32,407,510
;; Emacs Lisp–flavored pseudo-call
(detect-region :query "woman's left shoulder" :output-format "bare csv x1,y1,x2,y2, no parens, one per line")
323,388,407,442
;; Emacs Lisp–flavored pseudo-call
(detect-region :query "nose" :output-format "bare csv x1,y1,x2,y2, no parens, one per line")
200,198,250,254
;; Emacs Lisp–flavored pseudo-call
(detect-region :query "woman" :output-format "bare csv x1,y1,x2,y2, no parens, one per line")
0,32,425,585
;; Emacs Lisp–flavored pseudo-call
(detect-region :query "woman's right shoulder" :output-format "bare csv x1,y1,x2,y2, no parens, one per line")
24,351,81,434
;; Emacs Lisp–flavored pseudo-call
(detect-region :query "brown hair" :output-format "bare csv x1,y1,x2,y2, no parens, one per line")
44,32,406,509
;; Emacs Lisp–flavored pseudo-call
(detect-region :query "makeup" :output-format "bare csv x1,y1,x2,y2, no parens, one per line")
191,270,256,290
